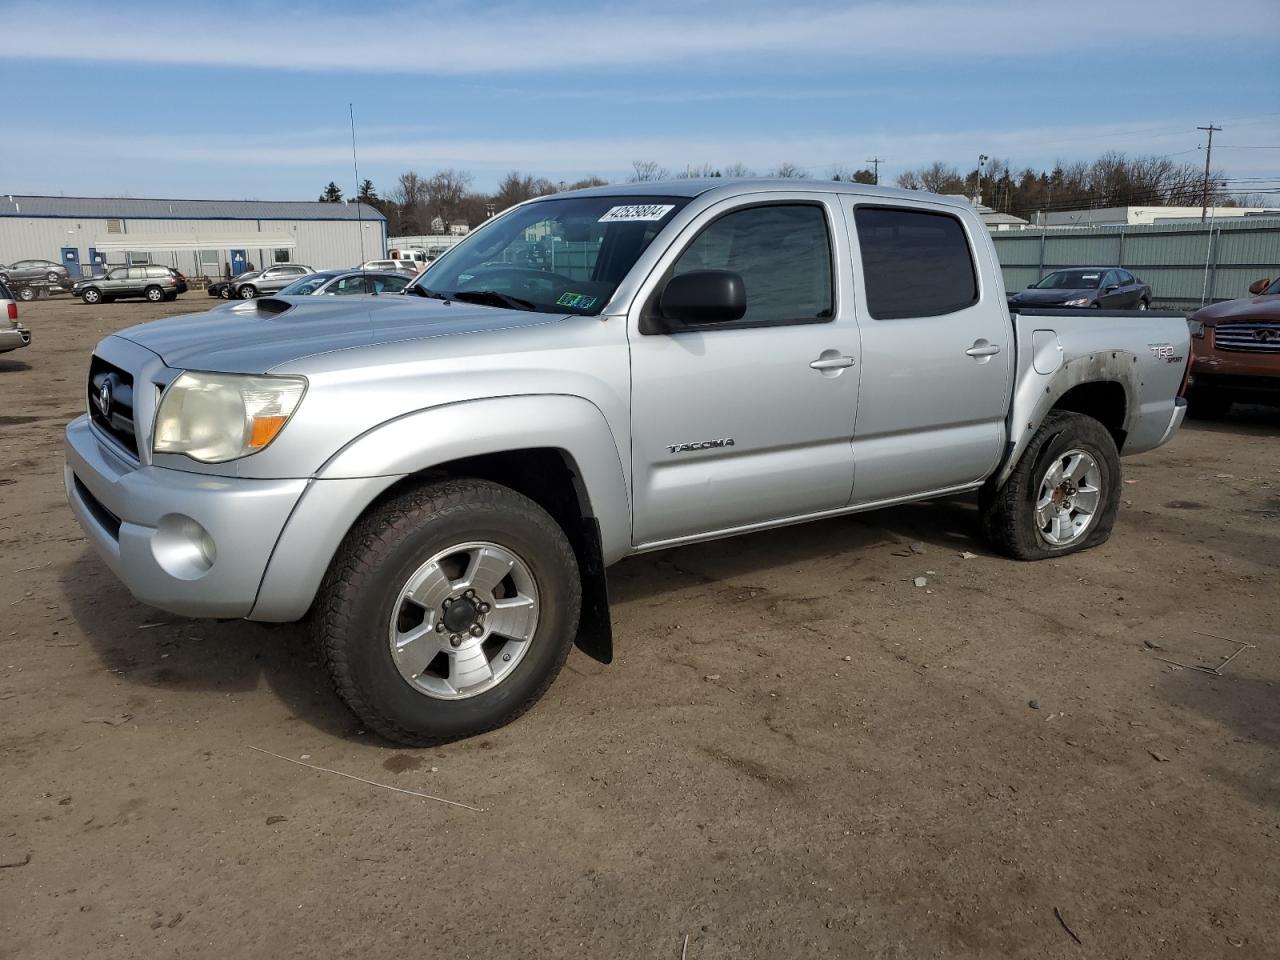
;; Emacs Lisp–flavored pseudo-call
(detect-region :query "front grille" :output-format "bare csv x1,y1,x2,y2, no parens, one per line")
1214,322,1280,353
87,356,139,457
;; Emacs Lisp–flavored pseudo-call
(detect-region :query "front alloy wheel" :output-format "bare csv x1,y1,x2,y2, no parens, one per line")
389,541,539,699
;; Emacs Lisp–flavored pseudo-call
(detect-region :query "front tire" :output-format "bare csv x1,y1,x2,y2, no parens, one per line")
238,284,257,299
980,411,1120,560
316,478,581,745
81,288,101,304
1138,298,1149,311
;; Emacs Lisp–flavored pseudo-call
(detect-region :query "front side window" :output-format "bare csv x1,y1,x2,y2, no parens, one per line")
667,204,834,327
854,206,978,320
332,275,368,295
414,194,690,315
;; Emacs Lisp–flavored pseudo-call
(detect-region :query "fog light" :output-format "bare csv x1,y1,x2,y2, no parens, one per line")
151,514,216,580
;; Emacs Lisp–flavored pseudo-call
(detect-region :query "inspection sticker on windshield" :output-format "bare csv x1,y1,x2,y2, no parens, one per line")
557,292,597,309
598,204,675,223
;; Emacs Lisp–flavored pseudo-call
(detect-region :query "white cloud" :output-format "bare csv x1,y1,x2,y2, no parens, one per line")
19,114,1280,187
1,0,1269,74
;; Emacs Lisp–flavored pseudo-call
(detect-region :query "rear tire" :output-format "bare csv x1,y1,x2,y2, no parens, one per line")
144,285,164,302
980,411,1121,560
17,286,37,302
316,478,581,746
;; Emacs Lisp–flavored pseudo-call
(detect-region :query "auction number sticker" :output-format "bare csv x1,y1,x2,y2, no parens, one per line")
557,292,598,309
598,204,675,223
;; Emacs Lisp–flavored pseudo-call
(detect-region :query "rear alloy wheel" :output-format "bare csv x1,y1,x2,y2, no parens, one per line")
46,271,60,282
317,478,581,745
17,287,37,302
238,284,258,299
144,285,164,302
81,288,101,304
980,410,1120,560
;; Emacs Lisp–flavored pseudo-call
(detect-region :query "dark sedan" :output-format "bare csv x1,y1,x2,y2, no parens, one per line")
276,270,412,297
208,270,260,299
1009,267,1151,310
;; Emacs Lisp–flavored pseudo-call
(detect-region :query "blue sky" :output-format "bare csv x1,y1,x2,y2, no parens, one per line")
3,0,1278,200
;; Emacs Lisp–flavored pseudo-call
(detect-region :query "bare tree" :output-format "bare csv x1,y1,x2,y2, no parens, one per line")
629,160,671,182
771,162,808,178
565,176,609,190
721,162,755,178
676,163,722,179
425,169,474,226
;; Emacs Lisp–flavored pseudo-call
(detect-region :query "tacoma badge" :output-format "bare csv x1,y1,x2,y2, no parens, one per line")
667,438,735,454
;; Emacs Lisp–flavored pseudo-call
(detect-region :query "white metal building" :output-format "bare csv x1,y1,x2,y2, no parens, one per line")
0,195,386,280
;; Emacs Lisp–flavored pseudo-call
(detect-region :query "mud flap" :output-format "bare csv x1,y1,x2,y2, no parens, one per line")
572,516,613,664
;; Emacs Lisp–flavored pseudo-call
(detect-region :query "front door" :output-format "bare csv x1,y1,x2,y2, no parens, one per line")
61,247,81,279
628,197,860,545
842,200,1012,504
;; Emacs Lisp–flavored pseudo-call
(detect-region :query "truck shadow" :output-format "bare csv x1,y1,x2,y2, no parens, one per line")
1180,403,1280,438
59,497,988,741
60,550,359,740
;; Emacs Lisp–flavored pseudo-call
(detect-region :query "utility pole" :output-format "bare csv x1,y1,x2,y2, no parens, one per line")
865,157,883,185
1197,123,1221,221
976,154,989,206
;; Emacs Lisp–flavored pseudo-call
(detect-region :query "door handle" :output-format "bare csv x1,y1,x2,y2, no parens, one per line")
810,355,856,370
965,341,1001,358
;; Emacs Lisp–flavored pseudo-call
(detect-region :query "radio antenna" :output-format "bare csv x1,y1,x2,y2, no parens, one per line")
349,103,367,281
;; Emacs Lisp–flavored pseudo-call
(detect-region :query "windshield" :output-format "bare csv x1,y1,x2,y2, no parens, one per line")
279,273,335,296
1265,276,1280,295
411,195,690,315
1035,270,1104,290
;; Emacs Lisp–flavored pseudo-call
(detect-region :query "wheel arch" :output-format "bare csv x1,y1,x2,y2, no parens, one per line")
250,395,629,662
996,350,1139,488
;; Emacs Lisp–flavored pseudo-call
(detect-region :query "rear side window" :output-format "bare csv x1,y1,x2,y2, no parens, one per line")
854,206,978,320
670,203,834,327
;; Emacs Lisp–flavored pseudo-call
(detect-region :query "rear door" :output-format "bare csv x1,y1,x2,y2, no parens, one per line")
842,200,1012,503
628,195,860,545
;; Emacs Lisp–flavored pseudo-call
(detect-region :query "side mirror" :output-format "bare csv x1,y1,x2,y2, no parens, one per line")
1027,282,1036,288
1105,284,1119,292
660,270,746,325
1248,277,1270,295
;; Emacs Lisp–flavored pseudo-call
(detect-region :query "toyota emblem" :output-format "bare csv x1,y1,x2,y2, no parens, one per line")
1253,328,1279,343
97,379,113,418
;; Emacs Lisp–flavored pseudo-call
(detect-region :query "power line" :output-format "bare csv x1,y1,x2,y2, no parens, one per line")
865,157,883,185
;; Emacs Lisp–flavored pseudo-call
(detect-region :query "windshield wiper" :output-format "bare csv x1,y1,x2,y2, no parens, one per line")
449,289,537,311
410,285,450,300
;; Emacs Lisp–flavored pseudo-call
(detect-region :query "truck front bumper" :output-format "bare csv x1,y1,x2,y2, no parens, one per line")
63,416,308,618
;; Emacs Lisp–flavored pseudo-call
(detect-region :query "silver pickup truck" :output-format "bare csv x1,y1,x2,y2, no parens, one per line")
63,180,1189,744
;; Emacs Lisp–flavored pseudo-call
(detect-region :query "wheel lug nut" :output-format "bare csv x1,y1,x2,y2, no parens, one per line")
469,624,484,637
435,622,445,633
449,634,462,647
478,602,490,614
443,598,452,607
465,589,476,599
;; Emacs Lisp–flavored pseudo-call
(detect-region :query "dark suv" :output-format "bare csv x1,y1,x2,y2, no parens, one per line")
72,265,184,304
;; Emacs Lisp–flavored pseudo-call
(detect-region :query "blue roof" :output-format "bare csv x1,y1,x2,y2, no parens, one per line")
0,195,386,221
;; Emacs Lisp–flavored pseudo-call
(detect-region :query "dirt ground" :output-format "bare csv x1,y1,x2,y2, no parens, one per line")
1,292,1277,959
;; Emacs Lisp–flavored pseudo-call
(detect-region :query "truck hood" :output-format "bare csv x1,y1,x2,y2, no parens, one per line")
1192,294,1280,324
1009,287,1097,304
116,295,563,373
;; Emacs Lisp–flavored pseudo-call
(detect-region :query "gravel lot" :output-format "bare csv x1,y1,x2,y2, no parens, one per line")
1,293,1277,959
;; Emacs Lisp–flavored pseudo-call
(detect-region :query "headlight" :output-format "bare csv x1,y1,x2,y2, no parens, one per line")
1187,318,1205,338
1063,297,1090,307
153,372,306,463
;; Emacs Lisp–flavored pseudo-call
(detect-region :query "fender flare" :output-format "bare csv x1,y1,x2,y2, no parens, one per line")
250,394,631,623
995,349,1139,488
